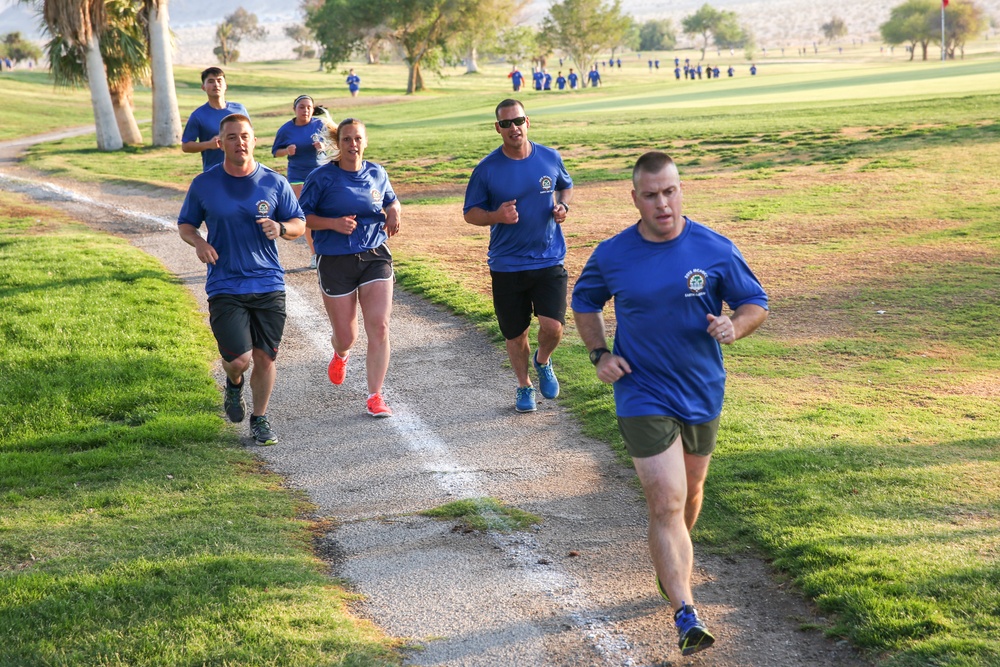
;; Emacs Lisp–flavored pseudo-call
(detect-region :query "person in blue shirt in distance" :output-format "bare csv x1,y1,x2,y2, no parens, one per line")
181,67,250,172
272,94,331,268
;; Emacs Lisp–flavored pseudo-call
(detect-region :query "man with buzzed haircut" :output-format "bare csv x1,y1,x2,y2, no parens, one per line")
181,67,250,172
572,151,768,657
178,114,306,446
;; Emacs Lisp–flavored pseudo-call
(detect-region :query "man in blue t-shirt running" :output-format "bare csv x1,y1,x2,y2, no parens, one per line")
464,99,574,413
181,67,249,172
178,114,306,446
572,152,768,658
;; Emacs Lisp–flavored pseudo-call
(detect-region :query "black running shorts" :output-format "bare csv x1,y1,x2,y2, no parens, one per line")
317,244,394,298
207,291,287,362
490,265,568,340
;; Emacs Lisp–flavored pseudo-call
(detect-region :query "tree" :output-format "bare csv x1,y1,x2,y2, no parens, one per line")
940,1,986,59
307,0,481,94
712,11,749,50
609,15,638,59
821,16,848,43
682,3,720,60
285,23,317,59
144,0,182,146
213,7,267,65
638,19,677,52
42,0,123,151
45,0,147,145
880,0,937,61
540,0,632,87
496,25,537,66
458,0,526,74
1,32,43,63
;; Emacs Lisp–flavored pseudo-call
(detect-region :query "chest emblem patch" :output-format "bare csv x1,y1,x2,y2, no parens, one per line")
685,269,708,295
539,175,553,193
255,200,271,219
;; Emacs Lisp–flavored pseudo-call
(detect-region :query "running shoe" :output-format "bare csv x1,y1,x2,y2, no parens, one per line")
328,352,348,385
674,602,715,656
656,575,670,604
515,386,537,413
532,351,560,399
224,375,246,423
249,414,278,445
366,393,393,418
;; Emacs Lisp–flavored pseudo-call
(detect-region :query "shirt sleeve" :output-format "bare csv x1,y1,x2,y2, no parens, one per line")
463,163,490,214
381,166,397,207
721,245,769,310
571,249,611,313
181,111,200,143
177,185,204,228
298,170,322,216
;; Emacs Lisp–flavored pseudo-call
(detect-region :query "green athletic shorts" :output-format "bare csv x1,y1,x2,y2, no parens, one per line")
616,415,720,459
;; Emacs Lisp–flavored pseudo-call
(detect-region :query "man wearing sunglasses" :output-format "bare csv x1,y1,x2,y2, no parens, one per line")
464,99,574,413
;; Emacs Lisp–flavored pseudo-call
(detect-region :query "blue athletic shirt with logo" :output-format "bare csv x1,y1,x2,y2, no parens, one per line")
182,101,250,172
178,163,304,297
571,219,768,422
298,161,397,256
272,117,328,182
463,142,573,272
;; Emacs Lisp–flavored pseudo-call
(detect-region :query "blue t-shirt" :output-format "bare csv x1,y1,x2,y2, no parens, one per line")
182,101,250,172
463,142,573,272
568,72,578,88
556,76,566,90
347,74,360,92
510,71,523,89
543,73,552,89
299,161,398,256
178,163,304,297
272,117,328,182
571,219,768,422
588,70,601,85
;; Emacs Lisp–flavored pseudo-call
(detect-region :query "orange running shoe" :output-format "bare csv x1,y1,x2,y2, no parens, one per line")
328,353,348,385
366,393,393,418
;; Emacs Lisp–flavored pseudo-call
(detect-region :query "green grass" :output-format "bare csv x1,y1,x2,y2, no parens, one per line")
0,193,399,666
3,50,1000,665
420,497,542,533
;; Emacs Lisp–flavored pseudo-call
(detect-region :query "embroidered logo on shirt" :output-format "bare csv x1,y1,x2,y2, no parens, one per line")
539,175,553,194
371,189,381,202
255,200,271,219
685,269,708,297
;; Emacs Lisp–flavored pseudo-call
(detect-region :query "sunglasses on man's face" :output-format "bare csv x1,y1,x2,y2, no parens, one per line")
497,116,527,129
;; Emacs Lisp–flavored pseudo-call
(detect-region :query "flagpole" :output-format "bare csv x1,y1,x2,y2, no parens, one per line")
941,1,947,62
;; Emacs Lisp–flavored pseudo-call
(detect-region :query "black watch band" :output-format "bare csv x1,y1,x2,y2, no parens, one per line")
589,347,611,365
278,222,287,238
559,201,570,212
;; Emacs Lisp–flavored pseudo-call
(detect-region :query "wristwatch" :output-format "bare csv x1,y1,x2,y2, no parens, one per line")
278,222,287,238
589,347,611,365
558,201,570,212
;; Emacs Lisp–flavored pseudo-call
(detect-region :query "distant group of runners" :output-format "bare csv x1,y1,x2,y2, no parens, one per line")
176,66,769,658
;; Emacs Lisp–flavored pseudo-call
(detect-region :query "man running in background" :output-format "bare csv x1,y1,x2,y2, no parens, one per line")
181,67,249,172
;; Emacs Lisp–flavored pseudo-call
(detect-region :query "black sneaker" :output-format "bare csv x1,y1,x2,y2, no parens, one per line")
224,376,246,423
250,414,278,446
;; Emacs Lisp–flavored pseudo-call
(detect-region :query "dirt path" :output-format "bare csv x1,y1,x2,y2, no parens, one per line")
0,134,871,667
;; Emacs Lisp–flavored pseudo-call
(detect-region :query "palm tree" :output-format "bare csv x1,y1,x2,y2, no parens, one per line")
144,0,181,146
42,0,123,151
44,0,148,145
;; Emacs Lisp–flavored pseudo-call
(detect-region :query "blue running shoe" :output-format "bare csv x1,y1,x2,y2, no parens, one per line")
675,602,715,656
515,386,537,413
532,351,560,399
